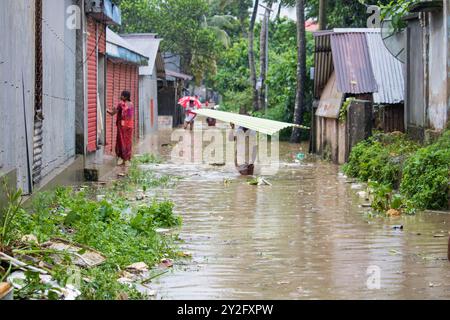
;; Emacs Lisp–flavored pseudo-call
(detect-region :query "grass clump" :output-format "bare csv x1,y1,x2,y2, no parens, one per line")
133,153,163,165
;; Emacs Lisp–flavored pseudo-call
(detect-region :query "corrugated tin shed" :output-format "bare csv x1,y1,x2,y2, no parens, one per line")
106,28,148,65
316,72,344,119
313,32,334,98
365,32,405,104
314,28,404,104
121,34,165,78
330,32,378,94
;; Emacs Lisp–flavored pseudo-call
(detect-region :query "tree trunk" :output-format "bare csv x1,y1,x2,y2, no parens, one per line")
290,0,307,143
238,0,248,37
258,8,269,112
276,3,282,22
248,0,259,112
319,0,327,30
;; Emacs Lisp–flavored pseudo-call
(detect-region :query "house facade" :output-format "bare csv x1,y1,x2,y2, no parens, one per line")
312,28,405,164
0,0,124,192
404,0,450,141
122,34,166,137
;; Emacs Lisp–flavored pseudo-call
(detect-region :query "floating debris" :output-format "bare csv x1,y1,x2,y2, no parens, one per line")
159,259,173,268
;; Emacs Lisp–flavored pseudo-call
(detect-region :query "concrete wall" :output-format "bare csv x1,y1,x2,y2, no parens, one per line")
406,9,450,136
139,73,159,137
0,0,36,194
428,10,447,130
40,0,77,180
447,0,450,128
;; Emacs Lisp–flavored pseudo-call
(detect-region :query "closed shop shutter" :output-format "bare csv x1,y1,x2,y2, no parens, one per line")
86,18,98,152
105,62,141,155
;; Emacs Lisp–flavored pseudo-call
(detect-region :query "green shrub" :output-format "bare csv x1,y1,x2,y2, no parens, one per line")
401,132,450,210
130,200,181,232
343,132,419,188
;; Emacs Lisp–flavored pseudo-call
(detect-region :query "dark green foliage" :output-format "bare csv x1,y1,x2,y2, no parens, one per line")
343,133,419,188
344,131,450,211
131,200,181,233
400,131,450,210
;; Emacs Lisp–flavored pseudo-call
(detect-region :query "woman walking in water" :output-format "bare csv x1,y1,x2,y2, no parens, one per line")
108,91,134,166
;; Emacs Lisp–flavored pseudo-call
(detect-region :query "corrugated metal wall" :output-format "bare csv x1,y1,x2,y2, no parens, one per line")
40,0,77,180
0,0,36,194
86,17,98,152
330,32,378,94
105,61,139,155
86,18,106,152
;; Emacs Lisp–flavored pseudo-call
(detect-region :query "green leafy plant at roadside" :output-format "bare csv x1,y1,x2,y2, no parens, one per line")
367,181,416,215
368,181,393,212
0,179,25,252
124,162,177,193
130,200,182,233
133,153,163,165
8,185,181,300
343,132,419,188
400,131,450,210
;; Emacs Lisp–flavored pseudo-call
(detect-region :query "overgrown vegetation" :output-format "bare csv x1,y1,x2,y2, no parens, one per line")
344,131,450,213
0,162,183,300
400,131,450,210
343,132,419,188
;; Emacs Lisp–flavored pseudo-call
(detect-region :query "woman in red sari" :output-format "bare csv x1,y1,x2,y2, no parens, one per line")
108,91,134,166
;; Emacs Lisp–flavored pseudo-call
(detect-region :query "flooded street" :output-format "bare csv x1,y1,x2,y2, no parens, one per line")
144,130,450,300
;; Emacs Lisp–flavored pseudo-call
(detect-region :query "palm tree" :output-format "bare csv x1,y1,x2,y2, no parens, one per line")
202,14,236,48
319,0,327,30
290,0,306,143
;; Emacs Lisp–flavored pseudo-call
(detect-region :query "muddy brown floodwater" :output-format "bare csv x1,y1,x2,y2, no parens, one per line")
142,129,450,300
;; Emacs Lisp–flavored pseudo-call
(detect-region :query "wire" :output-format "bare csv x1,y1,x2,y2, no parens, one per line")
42,17,77,57
1,79,75,103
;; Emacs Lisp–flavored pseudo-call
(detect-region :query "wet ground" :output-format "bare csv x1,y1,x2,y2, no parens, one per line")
143,128,450,300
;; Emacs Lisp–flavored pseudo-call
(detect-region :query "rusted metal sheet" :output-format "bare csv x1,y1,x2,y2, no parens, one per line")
381,104,405,133
315,72,344,119
330,32,378,94
365,32,405,104
313,32,334,99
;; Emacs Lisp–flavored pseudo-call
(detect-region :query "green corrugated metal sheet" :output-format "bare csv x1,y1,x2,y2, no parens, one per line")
194,109,310,136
